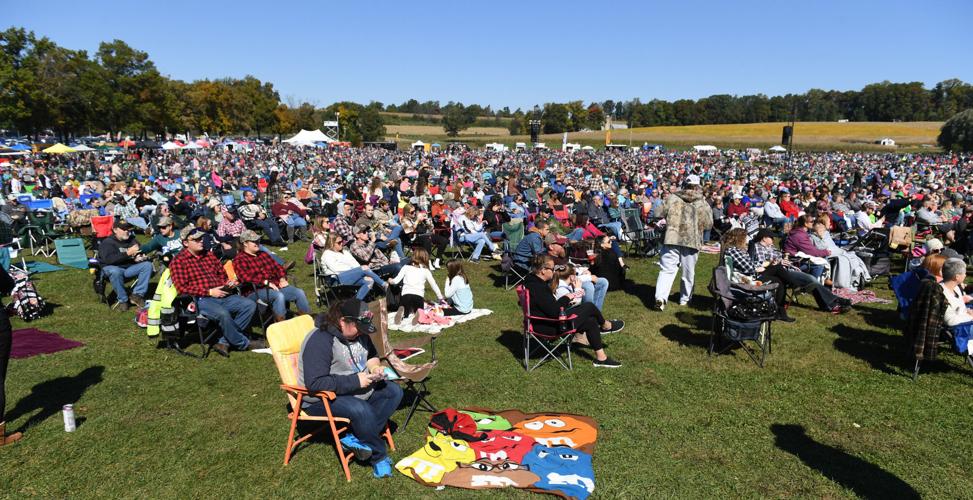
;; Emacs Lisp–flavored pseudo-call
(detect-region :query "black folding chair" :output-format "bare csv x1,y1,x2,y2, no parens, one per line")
708,265,778,367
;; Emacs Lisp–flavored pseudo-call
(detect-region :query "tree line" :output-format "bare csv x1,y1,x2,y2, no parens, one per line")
2,27,971,142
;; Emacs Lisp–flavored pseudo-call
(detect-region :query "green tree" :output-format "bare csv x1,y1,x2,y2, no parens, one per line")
507,111,524,135
586,103,605,130
442,102,474,136
938,109,973,152
541,103,570,133
358,104,386,142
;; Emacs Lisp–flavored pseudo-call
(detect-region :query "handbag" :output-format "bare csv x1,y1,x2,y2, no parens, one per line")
728,294,777,320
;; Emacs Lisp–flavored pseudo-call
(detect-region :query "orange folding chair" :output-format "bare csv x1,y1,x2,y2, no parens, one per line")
267,315,394,480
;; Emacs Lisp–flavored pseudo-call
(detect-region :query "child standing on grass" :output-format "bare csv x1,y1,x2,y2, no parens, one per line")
388,247,443,320
443,260,474,316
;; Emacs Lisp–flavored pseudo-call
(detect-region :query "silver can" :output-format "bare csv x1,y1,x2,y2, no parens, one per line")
63,404,76,432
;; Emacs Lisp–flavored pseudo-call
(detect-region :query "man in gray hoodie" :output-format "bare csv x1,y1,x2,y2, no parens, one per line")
653,175,713,310
298,298,403,478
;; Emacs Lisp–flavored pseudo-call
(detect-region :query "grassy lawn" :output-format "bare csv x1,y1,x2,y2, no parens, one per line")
2,244,971,498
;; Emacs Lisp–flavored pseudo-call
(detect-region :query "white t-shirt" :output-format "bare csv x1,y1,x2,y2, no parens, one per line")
389,265,442,299
941,283,972,327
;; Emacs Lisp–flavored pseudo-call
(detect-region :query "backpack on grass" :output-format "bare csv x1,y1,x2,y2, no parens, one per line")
7,270,47,321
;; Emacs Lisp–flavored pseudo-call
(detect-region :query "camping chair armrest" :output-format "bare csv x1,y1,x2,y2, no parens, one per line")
524,313,578,323
279,384,337,401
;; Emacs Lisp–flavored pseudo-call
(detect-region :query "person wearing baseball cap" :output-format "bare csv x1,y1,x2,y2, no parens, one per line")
139,216,182,263
169,224,260,357
98,220,153,311
298,298,403,478
232,230,310,323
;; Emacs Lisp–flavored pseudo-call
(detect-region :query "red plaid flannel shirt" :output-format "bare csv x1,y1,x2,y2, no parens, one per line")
232,251,285,285
169,249,228,297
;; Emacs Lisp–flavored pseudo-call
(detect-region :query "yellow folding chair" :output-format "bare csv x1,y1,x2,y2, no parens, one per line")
267,314,395,480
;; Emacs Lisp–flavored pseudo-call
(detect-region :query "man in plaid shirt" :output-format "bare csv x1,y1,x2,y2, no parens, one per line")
332,203,356,243
349,225,406,278
170,225,260,357
233,230,311,322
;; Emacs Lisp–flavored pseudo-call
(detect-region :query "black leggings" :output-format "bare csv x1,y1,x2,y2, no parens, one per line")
566,302,606,350
0,314,11,423
413,234,448,259
400,294,426,317
760,264,839,311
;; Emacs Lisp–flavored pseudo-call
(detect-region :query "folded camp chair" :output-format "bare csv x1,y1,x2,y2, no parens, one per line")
267,315,395,478
54,238,90,270
708,264,778,367
516,285,578,372
366,298,437,429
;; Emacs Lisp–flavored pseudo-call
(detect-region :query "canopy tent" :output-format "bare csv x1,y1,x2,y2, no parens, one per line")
9,144,31,151
161,141,183,150
135,140,161,149
768,145,787,152
118,139,136,148
194,139,211,148
43,143,76,154
284,129,333,145
692,145,717,152
70,144,95,151
181,142,202,150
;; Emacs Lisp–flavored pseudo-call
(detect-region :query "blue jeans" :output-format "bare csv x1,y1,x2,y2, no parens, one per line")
306,381,403,464
567,228,584,242
488,230,505,240
249,286,311,318
335,267,387,300
198,294,257,349
125,217,149,231
600,221,623,240
582,277,609,310
251,218,284,245
373,259,409,279
376,225,405,259
102,261,153,303
459,232,496,260
284,214,307,228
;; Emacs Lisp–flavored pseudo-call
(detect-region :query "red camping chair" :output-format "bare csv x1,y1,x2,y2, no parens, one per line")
515,285,578,372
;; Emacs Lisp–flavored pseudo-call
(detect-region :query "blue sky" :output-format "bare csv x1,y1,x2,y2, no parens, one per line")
4,0,971,109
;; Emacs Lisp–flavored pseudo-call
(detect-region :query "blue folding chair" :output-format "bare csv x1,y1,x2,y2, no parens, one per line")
27,199,53,211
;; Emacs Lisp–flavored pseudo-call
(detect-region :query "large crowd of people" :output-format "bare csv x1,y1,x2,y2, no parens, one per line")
1,142,971,467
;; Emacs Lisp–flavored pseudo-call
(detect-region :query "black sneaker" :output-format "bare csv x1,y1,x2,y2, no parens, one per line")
654,299,666,311
602,319,624,334
593,357,622,368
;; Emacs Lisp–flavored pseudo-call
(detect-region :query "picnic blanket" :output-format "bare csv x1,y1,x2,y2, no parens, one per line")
387,308,492,334
10,328,84,358
396,407,597,500
832,287,892,305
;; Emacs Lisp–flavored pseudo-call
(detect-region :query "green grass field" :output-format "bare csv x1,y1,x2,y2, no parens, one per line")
2,243,971,499
388,121,943,153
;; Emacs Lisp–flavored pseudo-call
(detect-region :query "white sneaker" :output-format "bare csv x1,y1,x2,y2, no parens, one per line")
279,247,288,252
433,258,441,269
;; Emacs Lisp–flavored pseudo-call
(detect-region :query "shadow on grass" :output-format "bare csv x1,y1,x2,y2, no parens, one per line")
853,304,903,332
496,329,593,366
830,324,908,375
660,323,710,350
772,424,920,499
7,365,105,433
623,282,658,310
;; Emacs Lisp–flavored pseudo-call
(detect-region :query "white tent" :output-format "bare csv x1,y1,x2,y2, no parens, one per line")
284,129,333,144
181,142,201,150
693,145,717,152
768,145,787,152
71,144,95,151
162,141,183,150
